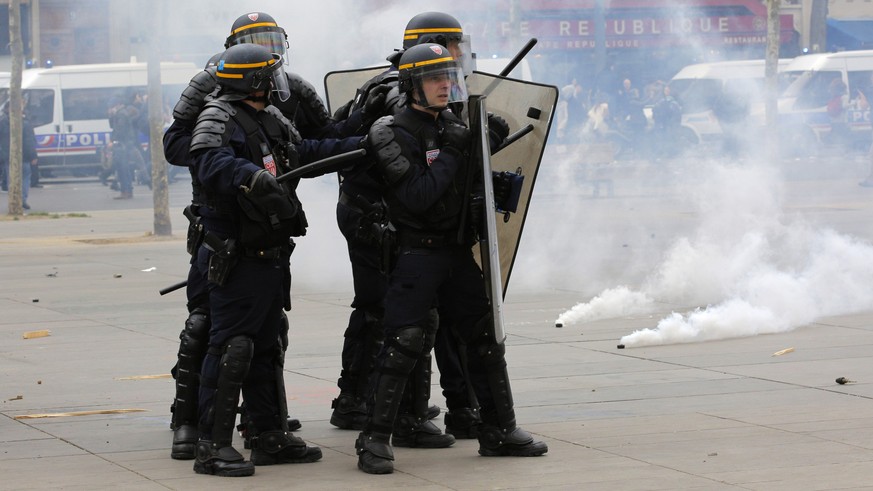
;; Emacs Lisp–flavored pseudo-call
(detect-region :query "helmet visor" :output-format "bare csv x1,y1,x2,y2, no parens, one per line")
251,53,290,102
409,64,468,109
229,29,288,57
452,35,475,75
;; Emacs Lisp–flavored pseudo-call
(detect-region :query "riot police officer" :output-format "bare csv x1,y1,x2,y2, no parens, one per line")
330,11,489,443
164,11,380,461
188,43,366,477
355,43,547,475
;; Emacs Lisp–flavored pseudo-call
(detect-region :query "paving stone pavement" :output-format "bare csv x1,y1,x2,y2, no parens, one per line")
1,162,872,490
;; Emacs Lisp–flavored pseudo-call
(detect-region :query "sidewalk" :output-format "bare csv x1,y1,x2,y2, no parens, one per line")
1,182,872,490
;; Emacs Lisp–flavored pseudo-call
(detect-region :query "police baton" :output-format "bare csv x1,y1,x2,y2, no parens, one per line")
499,38,537,77
493,124,534,155
276,148,368,184
159,280,188,296
481,38,538,97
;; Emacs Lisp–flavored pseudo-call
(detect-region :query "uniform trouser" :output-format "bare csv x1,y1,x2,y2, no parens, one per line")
1,159,31,199
433,320,475,411
197,248,286,440
336,201,386,397
112,142,135,194
338,201,472,413
366,245,497,435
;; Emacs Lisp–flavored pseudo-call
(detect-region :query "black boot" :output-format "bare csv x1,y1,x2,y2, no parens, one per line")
356,432,394,474
330,393,368,430
392,413,455,448
238,414,302,449
193,440,255,477
477,425,548,457
426,404,441,420
444,407,481,439
171,424,198,460
249,430,322,465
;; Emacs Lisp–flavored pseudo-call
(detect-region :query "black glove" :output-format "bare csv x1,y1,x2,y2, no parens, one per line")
245,169,283,196
469,194,485,237
440,121,472,154
487,112,510,150
362,84,391,124
492,171,512,210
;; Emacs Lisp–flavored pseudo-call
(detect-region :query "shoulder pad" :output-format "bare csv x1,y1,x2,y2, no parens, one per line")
284,71,331,131
172,68,218,123
262,105,302,144
368,116,410,185
190,101,236,153
386,88,406,116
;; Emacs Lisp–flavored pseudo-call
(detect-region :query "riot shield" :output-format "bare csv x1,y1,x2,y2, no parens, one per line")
323,65,392,116
465,72,558,297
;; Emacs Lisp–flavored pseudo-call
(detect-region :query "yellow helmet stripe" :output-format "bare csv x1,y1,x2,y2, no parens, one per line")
221,59,274,69
215,72,244,79
404,27,463,36
399,56,454,70
232,22,278,35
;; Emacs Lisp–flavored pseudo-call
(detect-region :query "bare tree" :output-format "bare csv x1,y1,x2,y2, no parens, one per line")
147,0,171,235
6,0,24,215
809,0,828,53
765,0,782,161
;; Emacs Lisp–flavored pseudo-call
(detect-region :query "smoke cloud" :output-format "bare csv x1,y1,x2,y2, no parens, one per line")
547,157,873,348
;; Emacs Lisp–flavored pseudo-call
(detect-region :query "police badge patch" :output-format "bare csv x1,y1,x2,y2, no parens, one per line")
426,148,440,165
263,154,277,176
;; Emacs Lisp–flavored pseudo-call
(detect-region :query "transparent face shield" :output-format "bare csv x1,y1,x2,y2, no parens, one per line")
229,28,289,59
252,53,291,102
411,64,468,110
448,35,475,75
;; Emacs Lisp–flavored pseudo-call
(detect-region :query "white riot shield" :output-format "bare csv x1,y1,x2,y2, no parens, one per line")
323,65,391,116
465,72,558,298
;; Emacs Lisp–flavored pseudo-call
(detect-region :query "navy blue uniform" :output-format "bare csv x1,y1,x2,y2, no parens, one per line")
192,102,361,436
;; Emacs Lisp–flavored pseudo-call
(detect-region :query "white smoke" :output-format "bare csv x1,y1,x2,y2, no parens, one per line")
549,158,873,348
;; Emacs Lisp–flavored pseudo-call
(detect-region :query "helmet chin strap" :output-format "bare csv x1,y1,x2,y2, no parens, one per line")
246,93,270,104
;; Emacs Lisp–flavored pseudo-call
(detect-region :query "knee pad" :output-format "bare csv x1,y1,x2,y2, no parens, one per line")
381,325,426,374
178,307,210,364
218,336,254,386
476,340,506,367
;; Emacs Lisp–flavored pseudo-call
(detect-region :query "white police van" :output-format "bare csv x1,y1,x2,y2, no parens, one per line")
770,50,873,154
668,58,790,148
0,61,200,175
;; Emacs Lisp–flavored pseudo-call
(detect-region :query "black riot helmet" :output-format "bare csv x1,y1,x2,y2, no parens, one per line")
402,12,474,74
216,44,290,102
398,43,468,110
403,12,463,49
225,12,289,58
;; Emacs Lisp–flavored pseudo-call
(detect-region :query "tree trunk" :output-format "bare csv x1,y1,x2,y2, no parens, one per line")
765,0,782,162
147,0,171,235
7,0,24,215
809,0,828,53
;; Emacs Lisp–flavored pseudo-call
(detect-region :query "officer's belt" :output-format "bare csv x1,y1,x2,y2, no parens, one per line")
398,230,454,248
241,246,286,259
202,229,286,260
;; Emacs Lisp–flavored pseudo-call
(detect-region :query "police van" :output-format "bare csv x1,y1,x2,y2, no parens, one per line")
769,50,873,155
0,61,200,175
668,58,790,148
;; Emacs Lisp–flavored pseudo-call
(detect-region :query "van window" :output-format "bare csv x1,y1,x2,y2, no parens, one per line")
25,89,54,127
785,70,842,109
847,70,873,104
0,88,54,127
671,78,722,113
62,87,131,121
